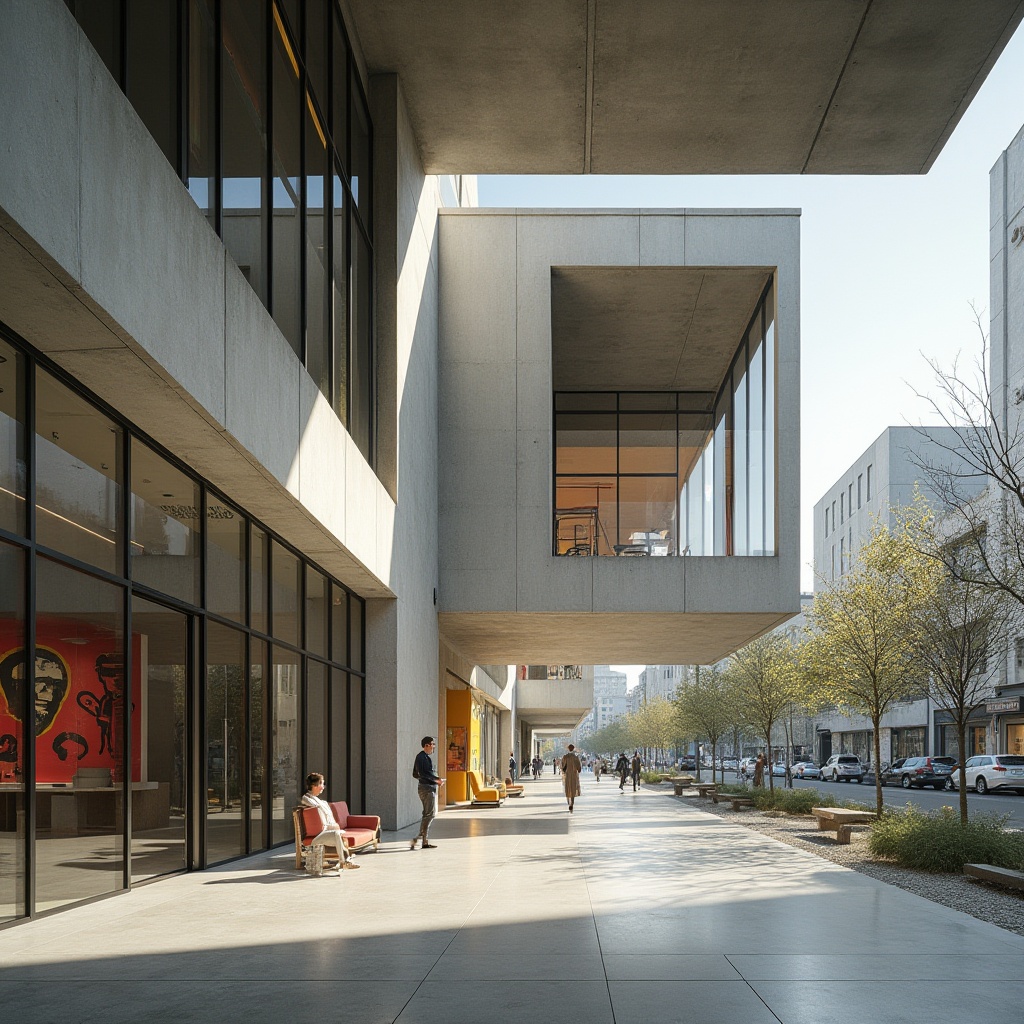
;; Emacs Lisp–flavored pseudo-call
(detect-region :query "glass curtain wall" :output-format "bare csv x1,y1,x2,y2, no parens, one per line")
69,0,376,468
0,326,366,921
554,282,776,558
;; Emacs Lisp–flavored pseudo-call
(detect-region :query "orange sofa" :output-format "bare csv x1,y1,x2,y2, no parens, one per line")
293,800,381,869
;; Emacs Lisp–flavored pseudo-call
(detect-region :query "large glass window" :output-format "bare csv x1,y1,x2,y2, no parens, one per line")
205,621,246,865
207,498,246,624
271,540,301,647
305,659,327,782
186,0,218,226
125,0,180,169
329,667,348,802
554,282,776,558
130,438,201,605
0,541,26,923
271,645,300,845
249,637,267,852
35,370,123,575
34,558,126,913
0,338,27,537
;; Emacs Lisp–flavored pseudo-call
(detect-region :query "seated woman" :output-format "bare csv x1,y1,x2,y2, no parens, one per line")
301,772,360,871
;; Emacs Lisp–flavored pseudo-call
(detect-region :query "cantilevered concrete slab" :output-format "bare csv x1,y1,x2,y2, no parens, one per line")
552,266,771,392
349,0,1024,174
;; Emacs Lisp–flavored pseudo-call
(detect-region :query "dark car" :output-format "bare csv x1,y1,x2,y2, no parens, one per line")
877,758,907,786
894,755,956,789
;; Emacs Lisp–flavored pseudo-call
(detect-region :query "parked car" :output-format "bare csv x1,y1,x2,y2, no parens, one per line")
722,759,739,771
738,757,760,775
888,755,955,790
945,754,1024,794
820,754,865,783
791,761,820,780
877,758,908,786
770,762,787,777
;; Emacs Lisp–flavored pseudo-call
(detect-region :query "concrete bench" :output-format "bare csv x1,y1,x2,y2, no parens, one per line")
964,863,1024,890
670,776,696,795
811,807,875,844
694,784,718,798
727,797,754,811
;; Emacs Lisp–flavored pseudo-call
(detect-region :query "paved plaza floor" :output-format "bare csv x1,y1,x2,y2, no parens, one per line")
3,774,1024,1023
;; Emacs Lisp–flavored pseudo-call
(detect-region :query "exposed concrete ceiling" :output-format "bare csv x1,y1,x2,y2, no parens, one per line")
439,611,793,665
348,0,1024,174
551,266,770,392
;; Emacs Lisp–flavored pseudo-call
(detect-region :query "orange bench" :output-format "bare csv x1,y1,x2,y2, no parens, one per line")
293,800,381,869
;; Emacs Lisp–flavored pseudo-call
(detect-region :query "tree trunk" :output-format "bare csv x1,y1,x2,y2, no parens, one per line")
872,714,883,816
957,720,969,825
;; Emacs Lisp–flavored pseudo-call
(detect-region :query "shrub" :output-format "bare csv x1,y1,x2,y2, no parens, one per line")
640,770,662,784
869,804,1024,873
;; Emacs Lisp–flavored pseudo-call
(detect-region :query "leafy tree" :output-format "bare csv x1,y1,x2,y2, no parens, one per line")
627,697,678,764
726,633,803,792
899,506,1022,822
675,666,739,783
803,514,935,814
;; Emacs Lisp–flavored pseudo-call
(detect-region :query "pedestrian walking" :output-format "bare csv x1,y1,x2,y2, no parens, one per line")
508,751,517,782
631,751,643,791
411,736,445,850
561,744,582,812
615,752,629,791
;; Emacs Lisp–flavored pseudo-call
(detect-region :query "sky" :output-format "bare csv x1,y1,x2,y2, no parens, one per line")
479,26,1024,624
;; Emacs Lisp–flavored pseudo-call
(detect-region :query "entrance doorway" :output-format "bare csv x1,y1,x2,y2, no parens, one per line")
130,598,191,884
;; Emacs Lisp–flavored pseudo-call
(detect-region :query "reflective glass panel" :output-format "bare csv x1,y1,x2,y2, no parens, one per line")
34,558,125,912
555,413,616,474
130,438,201,605
222,0,268,303
272,5,302,356
305,567,327,657
271,541,301,646
331,12,349,171
206,499,246,624
329,668,348,803
305,94,330,397
0,541,26,923
348,673,363,813
305,0,329,112
619,412,676,474
332,170,349,423
350,221,373,462
350,73,371,222
271,645,301,844
187,0,218,224
35,370,123,575
747,324,766,556
126,0,180,168
554,477,617,556
130,597,187,883
0,338,26,536
249,636,266,852
251,526,268,634
205,621,246,864
305,659,327,781
732,356,748,557
619,477,676,555
330,583,348,666
764,302,776,555
349,596,363,674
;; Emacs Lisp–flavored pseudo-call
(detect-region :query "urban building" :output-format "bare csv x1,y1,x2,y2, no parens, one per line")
811,430,988,765
1,0,1018,926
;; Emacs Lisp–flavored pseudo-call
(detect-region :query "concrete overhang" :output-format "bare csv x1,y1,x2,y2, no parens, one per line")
349,0,1024,174
439,611,794,666
516,677,594,731
552,265,771,392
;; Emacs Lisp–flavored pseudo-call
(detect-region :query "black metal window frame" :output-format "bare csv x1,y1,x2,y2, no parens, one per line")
0,322,366,927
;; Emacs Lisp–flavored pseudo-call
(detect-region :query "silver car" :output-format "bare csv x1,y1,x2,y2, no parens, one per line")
946,754,1024,794
821,754,865,783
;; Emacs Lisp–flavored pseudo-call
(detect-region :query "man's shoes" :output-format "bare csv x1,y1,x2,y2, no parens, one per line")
421,841,437,849
409,837,420,850
342,860,361,869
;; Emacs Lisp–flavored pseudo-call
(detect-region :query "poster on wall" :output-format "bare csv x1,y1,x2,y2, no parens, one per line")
446,725,467,772
0,618,142,786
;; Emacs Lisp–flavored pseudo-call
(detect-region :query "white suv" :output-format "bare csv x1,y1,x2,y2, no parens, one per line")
950,754,1024,794
821,754,865,783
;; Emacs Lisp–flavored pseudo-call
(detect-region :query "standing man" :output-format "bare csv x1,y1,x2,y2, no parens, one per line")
561,743,582,813
302,773,360,871
411,736,445,850
615,751,629,791
753,752,766,788
508,751,517,783
630,750,643,792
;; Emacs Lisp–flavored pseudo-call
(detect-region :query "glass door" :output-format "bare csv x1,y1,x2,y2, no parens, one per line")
130,597,191,884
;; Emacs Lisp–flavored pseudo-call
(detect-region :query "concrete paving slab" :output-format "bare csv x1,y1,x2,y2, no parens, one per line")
4,774,1024,1024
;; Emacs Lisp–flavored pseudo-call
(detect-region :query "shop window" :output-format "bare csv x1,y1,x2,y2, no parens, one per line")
130,438,201,605
35,370,123,576
0,338,27,537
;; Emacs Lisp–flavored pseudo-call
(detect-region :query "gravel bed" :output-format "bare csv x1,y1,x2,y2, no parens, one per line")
691,794,1024,937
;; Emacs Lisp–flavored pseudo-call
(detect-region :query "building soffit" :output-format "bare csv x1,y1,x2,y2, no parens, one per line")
551,266,771,393
349,0,1024,175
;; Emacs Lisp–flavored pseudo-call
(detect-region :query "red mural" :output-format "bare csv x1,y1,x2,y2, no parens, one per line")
0,618,142,785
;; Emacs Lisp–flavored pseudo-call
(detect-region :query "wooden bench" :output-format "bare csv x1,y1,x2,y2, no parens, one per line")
964,863,1024,890
811,807,875,844
670,776,695,795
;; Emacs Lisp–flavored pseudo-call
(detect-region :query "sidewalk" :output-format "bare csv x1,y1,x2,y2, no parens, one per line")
4,774,1024,1023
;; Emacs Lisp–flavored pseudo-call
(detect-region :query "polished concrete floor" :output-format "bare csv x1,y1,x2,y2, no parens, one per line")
3,774,1024,1023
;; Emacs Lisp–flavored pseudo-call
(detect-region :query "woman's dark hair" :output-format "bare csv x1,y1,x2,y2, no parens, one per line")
305,772,324,790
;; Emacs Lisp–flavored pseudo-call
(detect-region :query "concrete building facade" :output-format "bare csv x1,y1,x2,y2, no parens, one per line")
1,0,1020,926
